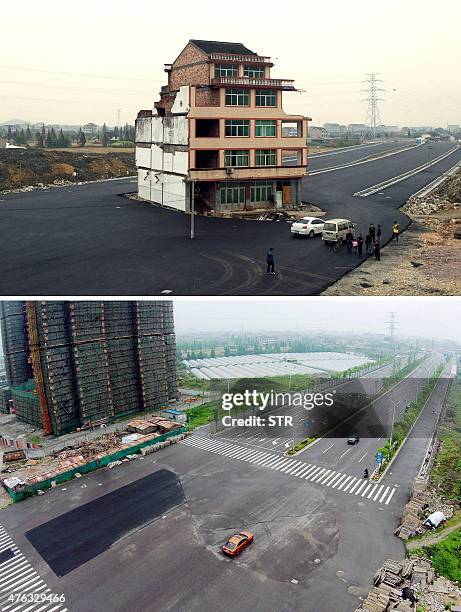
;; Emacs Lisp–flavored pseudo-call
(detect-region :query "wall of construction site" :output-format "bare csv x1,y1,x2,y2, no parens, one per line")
10,381,41,428
0,386,12,414
1,301,178,436
0,301,33,387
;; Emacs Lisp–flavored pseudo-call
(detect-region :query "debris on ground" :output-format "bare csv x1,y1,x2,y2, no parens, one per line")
395,478,455,540
356,557,461,612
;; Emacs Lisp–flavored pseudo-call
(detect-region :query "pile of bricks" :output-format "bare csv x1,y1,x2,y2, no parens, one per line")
356,557,461,612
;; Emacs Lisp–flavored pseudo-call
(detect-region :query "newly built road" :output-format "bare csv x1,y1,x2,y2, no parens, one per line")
1,141,460,295
0,359,452,612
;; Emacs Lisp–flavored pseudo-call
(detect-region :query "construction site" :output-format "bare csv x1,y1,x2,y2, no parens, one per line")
0,301,178,436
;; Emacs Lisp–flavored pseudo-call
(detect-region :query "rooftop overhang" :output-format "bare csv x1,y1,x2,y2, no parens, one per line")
211,76,296,90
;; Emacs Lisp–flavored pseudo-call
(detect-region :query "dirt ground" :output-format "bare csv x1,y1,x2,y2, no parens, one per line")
323,173,461,296
0,148,135,190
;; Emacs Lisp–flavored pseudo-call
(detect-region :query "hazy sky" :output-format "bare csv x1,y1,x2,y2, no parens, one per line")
172,297,461,341
1,0,460,128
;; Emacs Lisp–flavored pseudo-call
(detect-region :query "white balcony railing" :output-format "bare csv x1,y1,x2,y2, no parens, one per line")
209,53,271,63
211,76,296,89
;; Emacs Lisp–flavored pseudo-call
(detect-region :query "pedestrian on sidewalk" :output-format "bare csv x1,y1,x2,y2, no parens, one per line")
346,228,354,253
392,221,400,242
369,223,376,242
374,239,381,261
365,232,373,255
266,247,275,274
357,233,364,256
377,224,382,240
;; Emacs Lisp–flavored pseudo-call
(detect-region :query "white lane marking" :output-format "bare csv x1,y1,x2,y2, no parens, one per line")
259,438,267,442
361,483,373,497
354,481,369,495
339,448,351,460
358,453,368,463
385,488,396,505
332,474,349,489
367,484,379,499
180,437,398,506
327,473,344,487
322,443,336,454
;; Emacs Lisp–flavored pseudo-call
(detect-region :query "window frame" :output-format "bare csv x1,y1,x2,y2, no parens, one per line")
255,149,277,166
255,120,277,137
224,149,250,168
214,63,238,78
281,149,302,166
219,181,246,205
250,180,274,203
255,89,277,107
225,88,250,107
225,120,250,138
244,65,265,78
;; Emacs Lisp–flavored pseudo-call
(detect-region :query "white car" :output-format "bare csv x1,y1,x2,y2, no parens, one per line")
291,217,325,238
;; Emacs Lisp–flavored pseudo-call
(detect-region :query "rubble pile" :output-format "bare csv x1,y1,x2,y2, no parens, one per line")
395,478,454,540
403,167,461,217
356,557,461,612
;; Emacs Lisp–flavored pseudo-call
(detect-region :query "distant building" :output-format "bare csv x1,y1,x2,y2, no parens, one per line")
135,39,309,213
347,123,368,134
308,126,327,141
323,123,347,137
447,124,460,134
82,123,99,135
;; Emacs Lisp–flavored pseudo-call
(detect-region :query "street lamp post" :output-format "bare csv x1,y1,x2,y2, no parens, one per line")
388,397,402,447
427,145,433,170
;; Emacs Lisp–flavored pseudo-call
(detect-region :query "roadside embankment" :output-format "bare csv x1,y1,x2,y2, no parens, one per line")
322,168,461,296
0,148,135,192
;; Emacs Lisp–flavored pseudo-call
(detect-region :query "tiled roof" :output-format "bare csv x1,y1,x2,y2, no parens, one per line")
190,39,256,56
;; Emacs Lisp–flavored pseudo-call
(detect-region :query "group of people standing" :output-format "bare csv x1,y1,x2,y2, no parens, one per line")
345,221,400,261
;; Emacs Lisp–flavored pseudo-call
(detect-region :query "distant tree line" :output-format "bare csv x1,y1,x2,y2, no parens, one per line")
1,122,135,149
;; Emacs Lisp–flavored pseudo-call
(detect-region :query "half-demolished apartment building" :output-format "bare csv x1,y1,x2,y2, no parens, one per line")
135,39,309,213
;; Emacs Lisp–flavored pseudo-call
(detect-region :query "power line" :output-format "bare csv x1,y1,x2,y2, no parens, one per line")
361,73,385,139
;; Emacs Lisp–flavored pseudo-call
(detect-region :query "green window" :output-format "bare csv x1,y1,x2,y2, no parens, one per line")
250,181,273,203
225,120,250,137
220,182,245,205
225,88,249,106
255,89,276,106
255,120,277,137
244,66,265,78
224,150,249,167
215,63,238,78
255,149,276,166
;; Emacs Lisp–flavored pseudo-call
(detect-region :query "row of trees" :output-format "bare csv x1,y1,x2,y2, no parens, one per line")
2,123,135,148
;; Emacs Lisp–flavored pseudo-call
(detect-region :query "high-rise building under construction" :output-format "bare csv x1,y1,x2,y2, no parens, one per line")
0,301,177,436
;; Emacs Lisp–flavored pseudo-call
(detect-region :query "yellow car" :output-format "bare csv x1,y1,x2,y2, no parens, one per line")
222,531,254,557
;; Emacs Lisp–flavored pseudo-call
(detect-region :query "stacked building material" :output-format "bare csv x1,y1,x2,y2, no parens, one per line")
0,301,32,386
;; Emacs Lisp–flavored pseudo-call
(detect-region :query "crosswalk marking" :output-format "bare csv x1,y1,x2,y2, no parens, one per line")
0,526,67,612
181,436,397,506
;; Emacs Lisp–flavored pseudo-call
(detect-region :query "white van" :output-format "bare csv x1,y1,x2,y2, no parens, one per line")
322,218,356,244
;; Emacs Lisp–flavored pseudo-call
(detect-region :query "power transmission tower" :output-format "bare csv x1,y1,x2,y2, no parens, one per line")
116,108,121,129
386,312,398,340
361,73,385,141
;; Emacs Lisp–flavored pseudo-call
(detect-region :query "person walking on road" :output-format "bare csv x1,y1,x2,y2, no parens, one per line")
374,239,381,261
377,224,382,240
365,232,373,255
266,248,275,274
357,233,364,256
392,221,400,242
346,228,354,253
369,223,376,242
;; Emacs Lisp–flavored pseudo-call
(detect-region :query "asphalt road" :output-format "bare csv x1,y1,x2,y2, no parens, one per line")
1,142,460,295
0,364,450,612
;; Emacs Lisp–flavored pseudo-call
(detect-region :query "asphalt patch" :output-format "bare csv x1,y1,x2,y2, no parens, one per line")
25,469,184,576
0,548,15,564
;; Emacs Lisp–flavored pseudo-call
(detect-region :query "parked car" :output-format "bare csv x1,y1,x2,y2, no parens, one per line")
291,217,325,238
222,531,254,557
347,436,360,445
322,218,356,244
